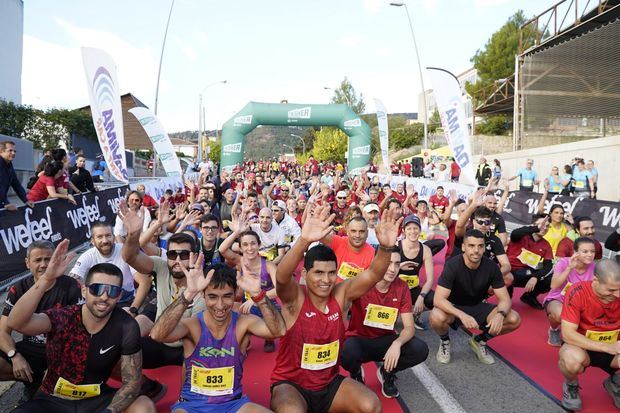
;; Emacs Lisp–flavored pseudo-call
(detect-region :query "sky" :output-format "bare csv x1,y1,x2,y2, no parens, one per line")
21,0,550,133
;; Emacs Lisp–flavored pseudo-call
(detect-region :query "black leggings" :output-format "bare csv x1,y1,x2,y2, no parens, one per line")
341,334,429,374
509,268,552,297
410,287,435,309
425,239,445,256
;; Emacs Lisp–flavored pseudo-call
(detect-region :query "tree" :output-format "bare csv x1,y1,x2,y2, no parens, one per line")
207,139,221,163
311,127,347,163
465,11,537,105
329,77,366,114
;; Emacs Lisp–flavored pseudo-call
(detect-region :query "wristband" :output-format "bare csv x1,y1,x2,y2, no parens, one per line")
498,310,507,318
179,291,193,306
128,306,138,316
250,289,267,303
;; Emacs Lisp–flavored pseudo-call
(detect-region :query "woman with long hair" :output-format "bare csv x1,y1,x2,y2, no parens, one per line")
27,161,76,205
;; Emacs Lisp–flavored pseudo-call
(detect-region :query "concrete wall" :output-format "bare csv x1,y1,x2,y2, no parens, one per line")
483,136,620,201
0,0,23,104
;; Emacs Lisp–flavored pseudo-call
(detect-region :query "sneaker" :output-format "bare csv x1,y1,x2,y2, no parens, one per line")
414,316,427,330
468,338,495,365
264,340,276,353
520,293,544,310
376,367,399,398
436,340,451,364
603,376,620,408
561,381,582,411
547,327,562,347
139,377,167,403
350,367,365,384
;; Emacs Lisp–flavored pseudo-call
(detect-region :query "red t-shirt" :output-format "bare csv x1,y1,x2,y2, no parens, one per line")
27,176,56,202
332,204,349,226
451,162,461,178
142,194,158,208
561,280,620,337
403,163,412,176
556,237,603,260
392,192,407,204
429,195,449,214
506,234,553,270
329,235,375,282
347,278,411,339
54,171,69,190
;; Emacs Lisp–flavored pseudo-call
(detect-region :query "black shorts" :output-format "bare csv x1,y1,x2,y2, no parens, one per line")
587,350,618,375
11,388,115,413
141,336,184,369
450,302,496,330
271,374,346,413
0,341,47,382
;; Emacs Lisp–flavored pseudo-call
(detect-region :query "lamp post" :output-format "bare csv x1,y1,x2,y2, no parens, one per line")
198,80,227,160
290,134,306,155
390,1,428,149
323,86,351,107
154,0,176,116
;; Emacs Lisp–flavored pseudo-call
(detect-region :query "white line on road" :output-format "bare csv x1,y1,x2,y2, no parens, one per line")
410,363,468,413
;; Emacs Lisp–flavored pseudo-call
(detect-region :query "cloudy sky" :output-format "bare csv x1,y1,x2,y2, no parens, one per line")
22,0,549,133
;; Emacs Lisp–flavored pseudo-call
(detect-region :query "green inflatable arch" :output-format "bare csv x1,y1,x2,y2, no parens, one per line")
220,102,372,173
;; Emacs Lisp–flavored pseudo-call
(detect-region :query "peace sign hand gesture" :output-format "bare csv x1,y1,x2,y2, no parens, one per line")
41,239,75,283
300,203,335,243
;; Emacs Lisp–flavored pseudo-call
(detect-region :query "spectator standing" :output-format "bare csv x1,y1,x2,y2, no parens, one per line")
136,184,158,210
509,159,539,192
69,155,96,193
560,165,574,196
0,140,33,210
585,160,598,199
450,157,461,182
91,154,106,182
492,159,502,181
475,157,492,187
544,166,568,195
571,160,594,199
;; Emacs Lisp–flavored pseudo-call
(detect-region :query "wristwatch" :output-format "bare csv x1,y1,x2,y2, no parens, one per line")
420,292,428,298
497,310,507,318
128,307,138,316
7,349,17,359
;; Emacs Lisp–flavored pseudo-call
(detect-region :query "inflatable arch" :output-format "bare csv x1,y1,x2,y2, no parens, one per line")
220,102,371,173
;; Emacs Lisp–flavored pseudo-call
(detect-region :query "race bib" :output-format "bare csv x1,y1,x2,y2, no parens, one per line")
585,329,619,343
364,303,398,330
190,366,234,396
54,377,101,400
399,274,419,289
517,249,542,269
522,179,533,187
338,262,363,280
285,235,294,243
301,340,339,370
561,282,572,297
551,183,562,193
574,181,585,189
419,232,427,241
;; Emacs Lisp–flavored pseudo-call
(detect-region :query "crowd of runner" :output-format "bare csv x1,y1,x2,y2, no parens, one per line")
0,138,619,412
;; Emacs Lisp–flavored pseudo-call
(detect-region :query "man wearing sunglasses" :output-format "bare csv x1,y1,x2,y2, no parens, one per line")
9,240,155,413
150,254,286,412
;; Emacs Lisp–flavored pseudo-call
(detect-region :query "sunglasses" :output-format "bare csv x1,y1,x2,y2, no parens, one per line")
248,215,259,220
337,197,347,200
87,283,122,298
475,219,492,226
166,250,192,260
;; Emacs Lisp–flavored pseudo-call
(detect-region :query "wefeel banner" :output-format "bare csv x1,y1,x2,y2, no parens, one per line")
0,186,128,282
427,67,475,186
374,99,390,174
129,107,183,178
81,47,129,183
367,173,476,200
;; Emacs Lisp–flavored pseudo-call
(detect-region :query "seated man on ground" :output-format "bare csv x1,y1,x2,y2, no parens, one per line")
558,259,620,411
341,247,429,398
8,240,154,413
430,230,520,365
556,216,603,260
270,204,401,413
150,253,286,413
544,237,596,347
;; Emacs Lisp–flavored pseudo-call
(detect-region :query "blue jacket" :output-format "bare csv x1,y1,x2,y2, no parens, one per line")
0,157,28,207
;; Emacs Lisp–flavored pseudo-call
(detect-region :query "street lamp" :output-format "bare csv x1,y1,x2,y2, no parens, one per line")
290,133,306,155
198,80,227,160
154,0,176,115
390,1,429,149
324,86,351,107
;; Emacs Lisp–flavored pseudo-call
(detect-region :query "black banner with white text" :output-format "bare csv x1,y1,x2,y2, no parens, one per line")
0,185,128,283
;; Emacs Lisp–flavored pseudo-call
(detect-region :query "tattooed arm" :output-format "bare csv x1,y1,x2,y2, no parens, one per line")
245,295,287,338
106,351,142,413
149,294,191,343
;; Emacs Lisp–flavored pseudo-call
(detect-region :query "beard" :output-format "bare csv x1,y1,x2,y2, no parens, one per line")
85,300,115,319
169,265,186,279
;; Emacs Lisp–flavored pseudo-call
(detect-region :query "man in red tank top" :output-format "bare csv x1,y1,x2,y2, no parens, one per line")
270,204,402,413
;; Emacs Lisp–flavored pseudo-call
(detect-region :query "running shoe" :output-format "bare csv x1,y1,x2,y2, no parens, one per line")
468,338,495,365
603,376,620,409
561,381,582,411
520,293,544,310
350,367,365,384
264,340,276,353
436,339,451,364
377,367,399,398
414,315,427,330
547,327,562,347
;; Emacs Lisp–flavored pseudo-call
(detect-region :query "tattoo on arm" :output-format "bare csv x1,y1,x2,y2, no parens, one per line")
150,296,189,340
255,297,286,337
107,351,142,413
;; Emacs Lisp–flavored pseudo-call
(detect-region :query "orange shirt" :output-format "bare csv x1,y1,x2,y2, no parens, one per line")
329,235,375,282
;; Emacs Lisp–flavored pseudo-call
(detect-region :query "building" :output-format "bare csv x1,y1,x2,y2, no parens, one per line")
170,138,198,158
0,0,23,104
78,93,151,150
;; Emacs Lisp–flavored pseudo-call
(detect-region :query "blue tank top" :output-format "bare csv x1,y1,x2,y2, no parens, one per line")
179,312,245,404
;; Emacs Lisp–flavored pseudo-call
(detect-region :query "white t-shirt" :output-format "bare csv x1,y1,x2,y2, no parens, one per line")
69,244,136,292
275,214,301,245
250,223,286,261
113,211,151,239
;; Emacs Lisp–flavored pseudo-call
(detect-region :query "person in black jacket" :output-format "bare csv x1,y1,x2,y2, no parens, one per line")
69,155,96,193
605,228,620,253
475,157,492,187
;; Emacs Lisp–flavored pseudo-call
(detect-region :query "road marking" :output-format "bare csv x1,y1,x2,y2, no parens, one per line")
410,363,467,413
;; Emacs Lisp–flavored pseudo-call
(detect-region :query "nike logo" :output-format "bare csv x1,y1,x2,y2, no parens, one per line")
99,345,115,355
305,312,316,318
